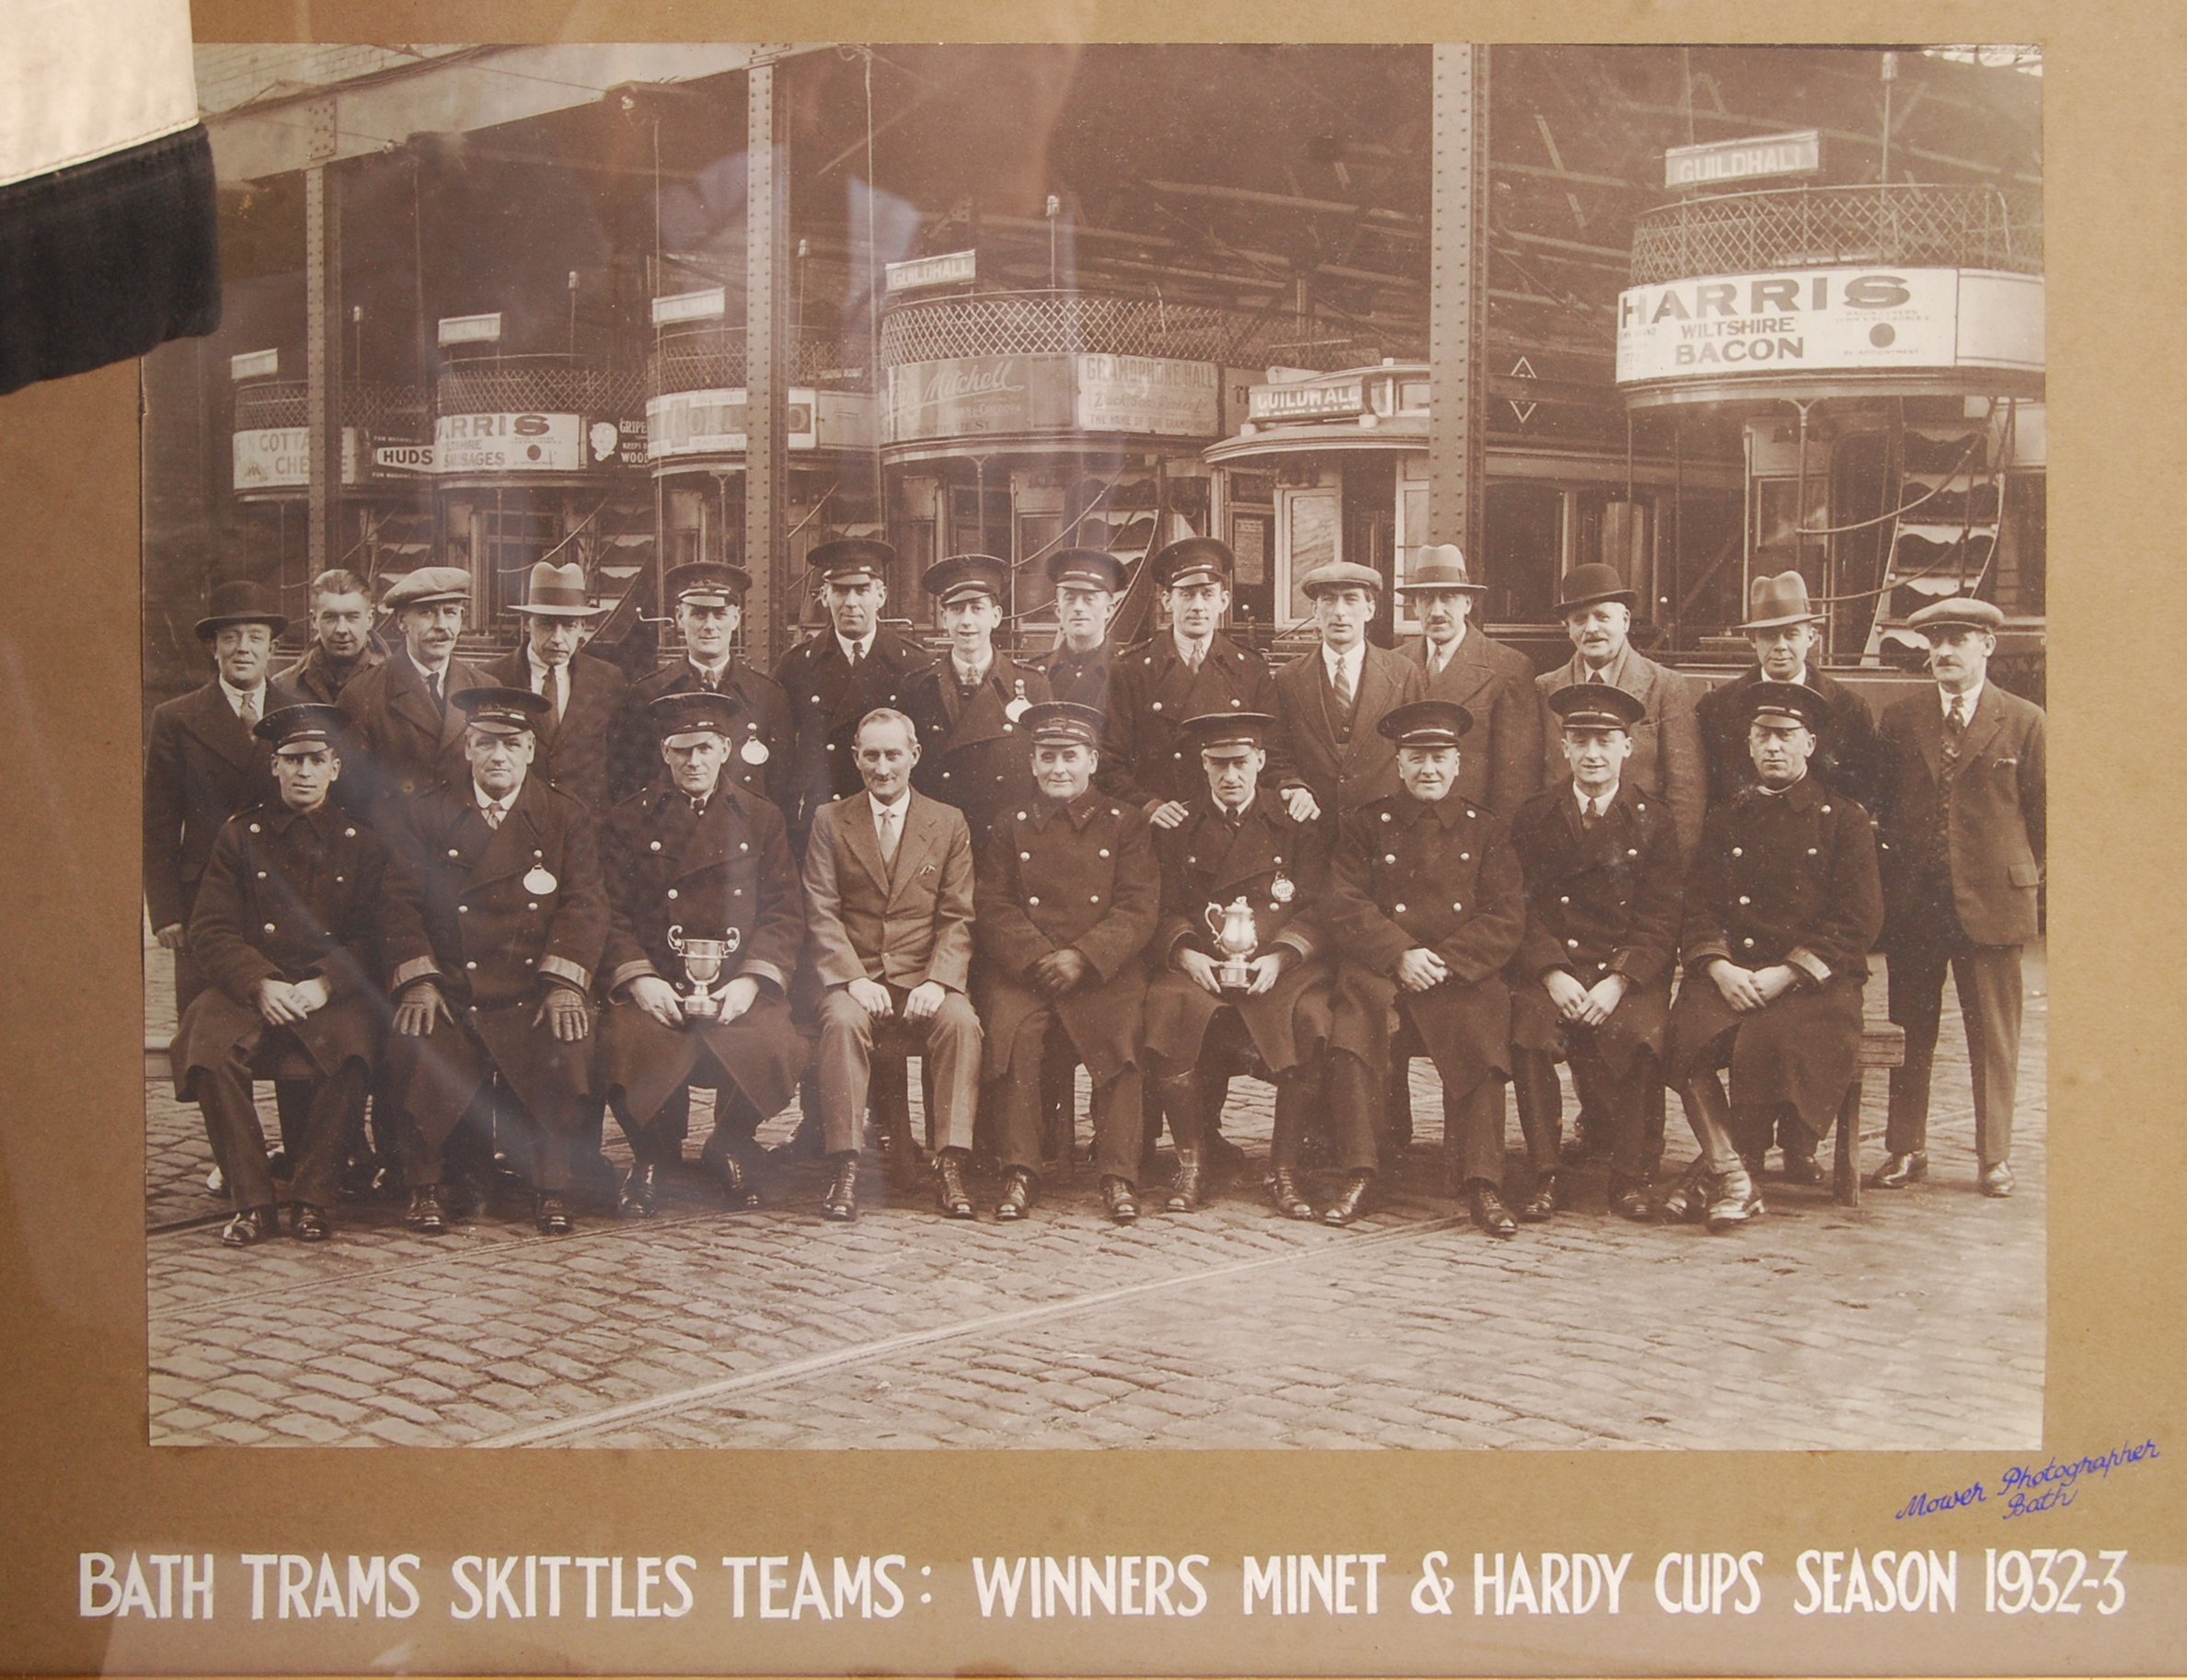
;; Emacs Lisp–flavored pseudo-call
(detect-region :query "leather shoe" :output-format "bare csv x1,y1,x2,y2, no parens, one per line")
220,1206,275,1248
1268,1168,1315,1221
995,1168,1036,1222
617,1160,659,1218
1559,1128,1599,1168
1607,1175,1654,1222
935,1152,975,1219
291,1203,330,1243
1102,1176,1140,1224
1468,1184,1518,1238
1980,1160,2016,1198
1166,1146,1204,1213
1322,1170,1374,1227
718,1148,764,1211
535,1192,574,1236
1867,1150,1928,1190
768,1116,825,1163
1705,1166,1764,1233
1203,1132,1249,1179
1518,1174,1558,1223
822,1155,859,1222
405,1185,447,1236
1781,1149,1824,1186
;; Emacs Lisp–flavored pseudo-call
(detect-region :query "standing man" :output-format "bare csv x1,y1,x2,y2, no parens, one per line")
172,704,388,1246
974,702,1159,1224
1322,701,1526,1233
610,561,791,811
1143,712,1335,1214
774,537,922,843
1507,685,1683,1221
801,708,983,1221
377,687,608,1236
1273,560,1427,819
277,569,386,704
595,691,810,1215
901,553,1053,834
483,559,627,813
336,565,490,823
1661,684,1883,1230
1396,545,1541,818
1870,598,2044,1198
144,579,299,1015
1697,570,1883,811
1042,547,1125,708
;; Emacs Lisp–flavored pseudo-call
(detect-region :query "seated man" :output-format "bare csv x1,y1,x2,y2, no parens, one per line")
1323,700,1525,1235
973,701,1158,1224
379,687,607,1237
802,708,983,1222
1662,683,1883,1232
1144,711,1335,1216
596,691,810,1215
173,704,388,1245
1508,685,1683,1223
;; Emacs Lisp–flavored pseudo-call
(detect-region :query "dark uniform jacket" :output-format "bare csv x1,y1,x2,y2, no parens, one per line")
277,637,387,706
378,772,609,1127
1668,773,1883,1125
172,800,389,1096
611,656,792,811
1145,793,1334,1074
1698,665,1885,813
1042,639,1114,710
1874,683,2045,949
1100,631,1283,811
595,780,810,1123
772,625,923,834
1537,646,1706,857
335,651,492,823
902,652,1053,832
973,789,1158,1086
1400,628,1543,818
1322,789,1525,1091
143,676,300,931
481,647,627,814
1273,643,1429,816
1509,779,1683,1070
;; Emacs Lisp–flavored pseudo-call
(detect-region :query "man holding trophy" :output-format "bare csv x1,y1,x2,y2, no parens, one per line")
595,691,810,1215
1143,711,1336,1216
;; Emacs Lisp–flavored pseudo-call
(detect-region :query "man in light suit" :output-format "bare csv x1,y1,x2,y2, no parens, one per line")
1272,560,1427,819
1870,597,2045,1198
482,560,627,814
802,708,983,1221
1396,545,1541,819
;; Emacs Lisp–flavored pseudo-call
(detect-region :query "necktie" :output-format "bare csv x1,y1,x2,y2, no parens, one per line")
238,690,259,728
1185,642,1203,673
1943,694,1968,774
877,804,900,865
846,641,863,672
1581,796,1601,832
539,662,562,721
1330,657,1353,712
481,801,503,831
428,671,443,714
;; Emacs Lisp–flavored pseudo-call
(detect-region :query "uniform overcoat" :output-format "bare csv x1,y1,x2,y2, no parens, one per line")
1145,794,1334,1073
595,781,810,1123
772,625,923,834
1666,774,1883,1126
378,774,608,1132
610,656,792,811
1399,628,1543,818
335,652,492,822
1099,631,1283,810
901,653,1053,832
1321,790,1525,1092
1697,665,1885,813
1536,646,1706,857
1508,780,1682,1073
1042,639,1114,711
480,647,627,814
173,800,389,1098
973,790,1158,1085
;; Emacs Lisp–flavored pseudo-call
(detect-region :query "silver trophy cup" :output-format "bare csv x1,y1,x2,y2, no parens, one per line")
1205,896,1260,991
665,925,742,1019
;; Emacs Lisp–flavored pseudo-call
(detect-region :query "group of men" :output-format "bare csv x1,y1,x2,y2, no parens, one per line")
146,527,2043,1249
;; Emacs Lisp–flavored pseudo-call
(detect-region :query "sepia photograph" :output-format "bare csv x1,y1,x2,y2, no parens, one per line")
136,39,2047,1454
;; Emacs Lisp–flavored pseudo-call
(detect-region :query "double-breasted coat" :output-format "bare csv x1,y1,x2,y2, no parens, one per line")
973,790,1158,1086
1099,632,1283,810
902,653,1053,832
335,652,492,823
172,800,389,1099
1322,790,1525,1095
143,677,300,934
1698,665,1885,814
610,656,793,811
1145,794,1335,1074
1536,646,1707,857
480,647,628,814
378,774,608,1133
595,781,810,1125
772,626,923,834
1399,628,1544,818
1666,774,1883,1127
1273,643,1429,816
1042,639,1114,711
1508,780,1683,1074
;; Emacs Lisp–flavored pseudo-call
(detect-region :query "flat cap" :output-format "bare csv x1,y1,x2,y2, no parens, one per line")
381,566,472,612
1905,595,2006,636
1299,559,1384,598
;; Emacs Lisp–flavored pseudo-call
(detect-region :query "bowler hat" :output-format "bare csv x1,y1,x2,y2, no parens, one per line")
1738,570,1826,632
1905,595,2006,637
1396,544,1486,594
195,579,288,641
1555,564,1638,615
512,560,604,618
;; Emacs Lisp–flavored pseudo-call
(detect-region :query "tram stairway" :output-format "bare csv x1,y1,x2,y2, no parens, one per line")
1860,403,2016,667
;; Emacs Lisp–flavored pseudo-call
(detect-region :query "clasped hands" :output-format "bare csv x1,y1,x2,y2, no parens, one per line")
843,976,949,1022
1708,959,1798,1013
1543,968,1629,1027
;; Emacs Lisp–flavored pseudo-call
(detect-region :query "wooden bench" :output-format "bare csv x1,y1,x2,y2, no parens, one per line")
1834,1020,1908,1208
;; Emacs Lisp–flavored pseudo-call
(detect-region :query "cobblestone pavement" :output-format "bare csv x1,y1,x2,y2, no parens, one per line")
143,941,2045,1449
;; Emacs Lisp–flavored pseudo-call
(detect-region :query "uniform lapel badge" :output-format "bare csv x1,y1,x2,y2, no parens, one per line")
523,864,559,895
1004,678,1031,723
1270,872,1296,903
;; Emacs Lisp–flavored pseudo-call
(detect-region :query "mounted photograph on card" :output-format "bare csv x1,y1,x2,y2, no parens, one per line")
139,40,2046,1453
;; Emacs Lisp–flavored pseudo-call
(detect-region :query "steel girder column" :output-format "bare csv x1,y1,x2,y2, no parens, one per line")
743,57,789,659
305,98,341,579
1427,44,1489,559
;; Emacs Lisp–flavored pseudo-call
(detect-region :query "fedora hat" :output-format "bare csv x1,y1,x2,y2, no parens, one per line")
511,560,604,618
1554,564,1638,616
1738,570,1826,632
195,579,288,641
1396,544,1486,593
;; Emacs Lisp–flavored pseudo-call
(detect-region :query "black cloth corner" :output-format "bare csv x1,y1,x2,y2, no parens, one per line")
0,122,220,396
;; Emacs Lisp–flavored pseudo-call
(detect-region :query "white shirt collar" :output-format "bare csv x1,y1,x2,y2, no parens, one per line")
1573,780,1620,815
1322,641,1365,685
527,647,566,681
687,654,732,685
473,781,518,815
870,788,910,815
1941,679,1984,717
1583,648,1625,685
1426,627,1467,669
837,631,874,662
407,650,448,685
218,676,267,714
1173,630,1210,665
950,653,992,686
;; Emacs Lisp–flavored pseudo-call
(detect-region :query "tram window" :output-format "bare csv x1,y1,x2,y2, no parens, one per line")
1483,480,1561,623
1666,489,1744,633
1996,474,2045,615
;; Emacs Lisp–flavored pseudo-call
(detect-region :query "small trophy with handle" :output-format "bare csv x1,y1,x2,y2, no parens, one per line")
1205,897,1260,991
665,925,742,1019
